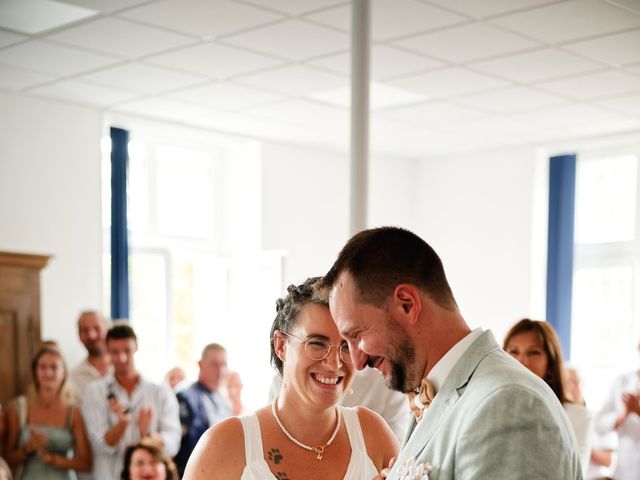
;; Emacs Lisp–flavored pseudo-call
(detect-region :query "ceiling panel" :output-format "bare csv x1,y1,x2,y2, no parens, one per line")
393,23,540,63
471,48,602,83
246,99,348,132
29,80,137,106
0,64,55,90
223,19,348,61
388,67,510,98
515,104,635,132
306,45,443,80
146,43,282,79
456,86,568,113
47,17,194,59
564,29,640,67
427,0,562,19
114,97,216,122
379,101,487,127
0,29,27,49
597,93,640,117
241,0,349,16
235,64,346,96
57,0,153,13
491,0,640,43
305,0,468,40
537,70,640,100
80,62,205,94
120,0,282,38
0,40,118,76
0,0,96,35
169,82,283,111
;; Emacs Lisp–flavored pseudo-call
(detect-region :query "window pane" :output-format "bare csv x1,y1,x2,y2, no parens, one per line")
571,265,635,407
156,146,215,238
574,155,637,243
130,252,168,382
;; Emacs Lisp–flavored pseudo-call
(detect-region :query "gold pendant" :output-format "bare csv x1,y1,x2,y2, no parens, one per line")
313,446,325,460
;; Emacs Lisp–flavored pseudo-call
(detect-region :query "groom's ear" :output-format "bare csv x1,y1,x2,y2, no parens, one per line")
392,284,421,326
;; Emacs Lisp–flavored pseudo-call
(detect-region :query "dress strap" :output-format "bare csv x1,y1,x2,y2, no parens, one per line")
239,413,264,463
340,406,367,453
66,405,74,429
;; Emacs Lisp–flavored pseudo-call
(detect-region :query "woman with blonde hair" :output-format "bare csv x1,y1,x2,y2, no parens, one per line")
503,319,593,473
4,344,92,479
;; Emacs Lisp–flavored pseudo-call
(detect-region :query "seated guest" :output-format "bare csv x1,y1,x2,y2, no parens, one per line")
504,319,593,472
174,344,231,477
82,323,181,480
121,442,177,480
225,371,246,416
184,277,398,479
164,367,187,392
4,345,92,479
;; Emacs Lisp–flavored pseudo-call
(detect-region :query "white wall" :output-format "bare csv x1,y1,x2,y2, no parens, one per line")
414,147,546,341
0,92,103,367
260,141,419,289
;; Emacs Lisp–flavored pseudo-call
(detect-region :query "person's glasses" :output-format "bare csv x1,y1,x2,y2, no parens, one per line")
280,331,351,364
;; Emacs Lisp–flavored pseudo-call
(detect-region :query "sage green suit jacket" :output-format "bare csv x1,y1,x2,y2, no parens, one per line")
388,331,582,480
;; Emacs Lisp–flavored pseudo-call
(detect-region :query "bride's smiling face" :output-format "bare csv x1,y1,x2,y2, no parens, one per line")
277,303,355,407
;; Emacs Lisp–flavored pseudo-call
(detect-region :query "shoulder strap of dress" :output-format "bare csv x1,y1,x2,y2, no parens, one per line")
66,405,74,429
340,406,367,452
239,413,264,463
15,395,27,428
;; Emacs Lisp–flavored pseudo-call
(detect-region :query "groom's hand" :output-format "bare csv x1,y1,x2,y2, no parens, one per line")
374,457,397,479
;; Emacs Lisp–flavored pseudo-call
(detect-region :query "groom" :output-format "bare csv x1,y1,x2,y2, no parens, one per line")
322,226,581,479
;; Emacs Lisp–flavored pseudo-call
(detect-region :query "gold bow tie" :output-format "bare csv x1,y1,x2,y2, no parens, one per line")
407,377,435,422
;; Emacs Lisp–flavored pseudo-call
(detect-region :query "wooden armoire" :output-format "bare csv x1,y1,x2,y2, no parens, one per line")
0,251,50,405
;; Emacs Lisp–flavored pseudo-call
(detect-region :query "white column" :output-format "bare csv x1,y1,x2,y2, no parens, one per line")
350,0,370,235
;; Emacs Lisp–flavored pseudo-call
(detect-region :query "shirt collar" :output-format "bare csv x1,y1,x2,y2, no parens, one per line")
426,328,483,393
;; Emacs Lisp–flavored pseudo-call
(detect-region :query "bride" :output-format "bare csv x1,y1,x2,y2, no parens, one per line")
184,277,398,479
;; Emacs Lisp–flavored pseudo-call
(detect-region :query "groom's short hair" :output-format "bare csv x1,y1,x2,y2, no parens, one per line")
322,226,457,310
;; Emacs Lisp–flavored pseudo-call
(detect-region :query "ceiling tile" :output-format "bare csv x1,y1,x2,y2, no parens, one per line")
393,23,540,63
57,0,151,13
538,70,640,100
491,0,640,43
80,62,204,94
47,17,194,59
515,104,634,129
114,97,216,122
28,79,138,106
120,0,282,38
597,93,640,117
388,67,509,98
607,0,640,14
0,29,27,48
427,0,562,19
246,99,348,132
305,0,468,40
146,43,282,79
223,19,348,61
309,82,427,109
242,0,349,15
471,48,601,83
0,64,55,90
564,29,640,67
380,101,486,127
0,0,96,35
236,64,346,96
307,45,443,80
169,82,283,111
0,40,118,76
456,86,567,113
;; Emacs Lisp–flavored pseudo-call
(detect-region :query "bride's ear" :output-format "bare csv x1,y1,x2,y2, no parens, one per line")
274,331,287,362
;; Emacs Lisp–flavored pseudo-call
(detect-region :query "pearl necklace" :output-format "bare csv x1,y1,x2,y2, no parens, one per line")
271,397,341,460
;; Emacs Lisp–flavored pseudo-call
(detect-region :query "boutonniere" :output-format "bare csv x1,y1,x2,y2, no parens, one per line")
397,457,433,480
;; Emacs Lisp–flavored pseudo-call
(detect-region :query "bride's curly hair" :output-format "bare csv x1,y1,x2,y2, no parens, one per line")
270,277,327,375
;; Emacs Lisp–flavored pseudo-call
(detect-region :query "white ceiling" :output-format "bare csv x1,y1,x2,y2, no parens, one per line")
1,0,639,158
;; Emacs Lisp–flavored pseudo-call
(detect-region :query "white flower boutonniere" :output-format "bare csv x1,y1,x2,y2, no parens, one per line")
397,457,433,480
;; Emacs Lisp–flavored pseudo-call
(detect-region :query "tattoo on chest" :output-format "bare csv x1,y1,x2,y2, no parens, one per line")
275,472,289,480
268,447,283,464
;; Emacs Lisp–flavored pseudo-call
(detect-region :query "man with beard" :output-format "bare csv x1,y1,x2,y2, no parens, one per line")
322,227,582,480
70,310,113,399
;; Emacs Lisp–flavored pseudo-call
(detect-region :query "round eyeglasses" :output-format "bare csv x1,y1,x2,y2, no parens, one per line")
280,331,351,364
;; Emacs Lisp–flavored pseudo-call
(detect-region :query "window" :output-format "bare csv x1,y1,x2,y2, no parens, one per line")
102,126,281,409
571,152,640,409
